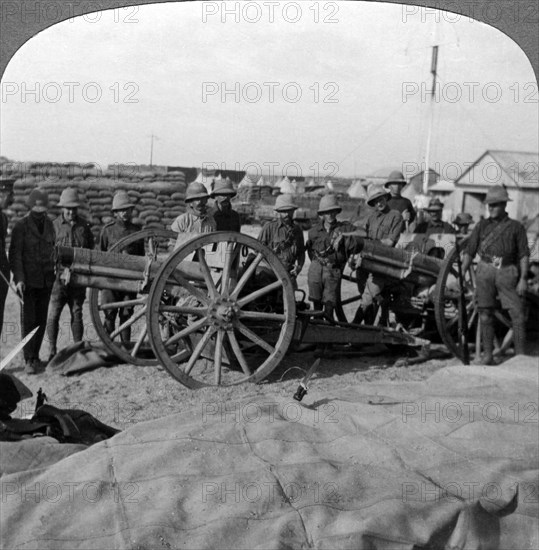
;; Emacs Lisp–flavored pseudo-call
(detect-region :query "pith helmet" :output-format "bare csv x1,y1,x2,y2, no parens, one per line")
27,188,49,213
366,184,390,207
57,187,80,208
454,212,473,225
111,190,134,211
211,179,236,198
426,197,444,211
274,194,298,211
185,182,209,203
318,194,342,214
384,170,407,189
485,185,511,204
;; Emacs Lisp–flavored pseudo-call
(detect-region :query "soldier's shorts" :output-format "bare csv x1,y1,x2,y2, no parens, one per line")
476,261,523,312
308,261,341,303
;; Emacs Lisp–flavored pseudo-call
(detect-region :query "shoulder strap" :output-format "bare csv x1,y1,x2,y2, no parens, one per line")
478,217,511,255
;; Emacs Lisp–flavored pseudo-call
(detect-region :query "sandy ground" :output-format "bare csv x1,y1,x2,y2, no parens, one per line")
1,225,536,431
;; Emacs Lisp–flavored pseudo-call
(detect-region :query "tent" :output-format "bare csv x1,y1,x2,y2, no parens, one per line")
347,180,367,199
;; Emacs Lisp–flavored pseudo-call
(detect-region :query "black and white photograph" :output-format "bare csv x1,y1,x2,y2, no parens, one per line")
0,0,538,547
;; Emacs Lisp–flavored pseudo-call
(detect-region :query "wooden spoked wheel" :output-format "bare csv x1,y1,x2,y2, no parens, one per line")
146,232,296,388
433,244,480,362
89,229,181,366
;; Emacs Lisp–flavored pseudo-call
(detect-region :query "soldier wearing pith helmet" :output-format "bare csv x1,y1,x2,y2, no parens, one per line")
306,194,356,320
98,190,144,344
170,181,217,250
210,179,241,232
9,188,55,373
384,170,416,227
462,185,530,364
46,188,94,362
453,212,474,236
258,194,305,284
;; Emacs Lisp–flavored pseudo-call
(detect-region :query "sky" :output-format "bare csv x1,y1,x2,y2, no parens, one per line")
0,1,537,180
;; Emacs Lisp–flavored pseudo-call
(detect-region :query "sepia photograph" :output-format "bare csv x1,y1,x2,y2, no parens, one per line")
1,0,538,547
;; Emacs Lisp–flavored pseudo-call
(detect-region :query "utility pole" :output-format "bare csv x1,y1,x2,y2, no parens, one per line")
149,134,155,167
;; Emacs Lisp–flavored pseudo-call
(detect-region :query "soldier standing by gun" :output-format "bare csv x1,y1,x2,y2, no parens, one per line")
306,195,356,321
385,170,416,231
46,188,94,363
344,184,404,325
98,191,143,345
258,194,305,288
461,186,529,364
210,179,241,232
170,182,216,250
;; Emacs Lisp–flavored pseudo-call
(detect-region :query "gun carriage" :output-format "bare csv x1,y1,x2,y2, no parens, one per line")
57,229,511,388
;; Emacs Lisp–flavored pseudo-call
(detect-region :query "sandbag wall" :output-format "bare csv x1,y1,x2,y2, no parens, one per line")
3,171,186,241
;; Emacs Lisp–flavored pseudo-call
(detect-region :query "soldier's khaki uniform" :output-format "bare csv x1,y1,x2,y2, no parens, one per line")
466,212,529,356
47,215,94,354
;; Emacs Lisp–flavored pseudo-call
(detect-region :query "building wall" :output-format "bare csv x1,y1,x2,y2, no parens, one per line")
452,185,538,221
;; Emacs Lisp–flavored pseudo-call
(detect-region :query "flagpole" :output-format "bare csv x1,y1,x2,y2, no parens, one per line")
149,134,154,167
423,44,438,194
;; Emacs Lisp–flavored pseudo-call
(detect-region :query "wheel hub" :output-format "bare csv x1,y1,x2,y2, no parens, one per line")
209,298,238,329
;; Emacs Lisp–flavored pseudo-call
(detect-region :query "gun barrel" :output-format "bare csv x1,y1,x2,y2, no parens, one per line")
57,246,204,290
343,237,442,284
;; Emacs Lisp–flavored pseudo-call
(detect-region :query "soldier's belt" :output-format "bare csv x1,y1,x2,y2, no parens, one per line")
480,255,515,269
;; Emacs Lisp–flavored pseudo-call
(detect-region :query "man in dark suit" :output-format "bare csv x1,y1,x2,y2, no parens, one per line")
9,188,55,374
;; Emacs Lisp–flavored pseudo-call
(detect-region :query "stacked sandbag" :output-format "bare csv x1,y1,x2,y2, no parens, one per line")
1,165,186,241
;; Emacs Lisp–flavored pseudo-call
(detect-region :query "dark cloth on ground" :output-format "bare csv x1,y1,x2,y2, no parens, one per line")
47,341,118,375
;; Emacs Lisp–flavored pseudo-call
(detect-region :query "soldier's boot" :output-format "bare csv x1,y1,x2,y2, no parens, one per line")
323,301,336,324
480,313,495,365
311,300,323,314
120,326,132,347
512,322,527,356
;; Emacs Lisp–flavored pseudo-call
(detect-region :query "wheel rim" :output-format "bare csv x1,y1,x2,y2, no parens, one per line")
89,229,179,366
147,232,296,388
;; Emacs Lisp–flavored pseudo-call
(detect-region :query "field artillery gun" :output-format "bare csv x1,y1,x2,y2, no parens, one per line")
57,229,524,388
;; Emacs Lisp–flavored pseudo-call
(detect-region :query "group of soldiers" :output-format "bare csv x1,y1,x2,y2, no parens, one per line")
0,178,241,375
0,170,531,374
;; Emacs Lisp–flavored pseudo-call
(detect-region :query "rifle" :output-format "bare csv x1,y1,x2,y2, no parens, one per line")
454,237,470,365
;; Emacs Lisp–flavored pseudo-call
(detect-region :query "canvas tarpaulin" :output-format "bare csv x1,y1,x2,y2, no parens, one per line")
1,359,537,549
